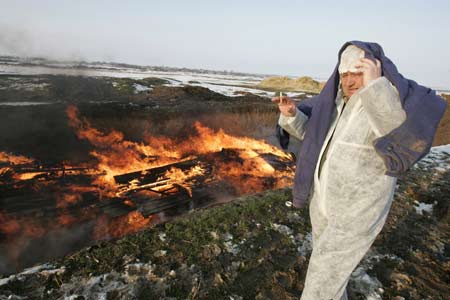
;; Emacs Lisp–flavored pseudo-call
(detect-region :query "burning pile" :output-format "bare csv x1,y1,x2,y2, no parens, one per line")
65,105,294,195
0,105,294,273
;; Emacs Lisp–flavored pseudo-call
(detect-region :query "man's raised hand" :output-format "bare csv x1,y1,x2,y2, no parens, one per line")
354,58,382,87
271,95,297,117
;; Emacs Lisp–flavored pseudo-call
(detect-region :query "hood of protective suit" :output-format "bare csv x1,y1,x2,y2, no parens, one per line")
338,45,365,74
285,40,448,207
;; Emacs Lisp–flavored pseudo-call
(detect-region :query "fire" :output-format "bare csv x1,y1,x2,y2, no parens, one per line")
66,105,293,196
0,212,20,236
0,104,295,266
184,122,290,159
15,172,45,180
56,193,82,209
0,152,34,165
159,165,206,197
66,106,183,191
0,212,46,239
57,214,78,226
0,152,35,180
93,211,157,240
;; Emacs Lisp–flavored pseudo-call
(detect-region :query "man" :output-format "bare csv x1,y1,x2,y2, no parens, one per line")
273,41,447,300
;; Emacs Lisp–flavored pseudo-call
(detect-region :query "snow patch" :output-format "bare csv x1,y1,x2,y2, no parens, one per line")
20,263,55,275
133,83,152,94
0,275,14,286
296,232,313,256
272,223,293,236
348,250,403,299
419,144,450,171
0,102,53,106
158,232,167,242
0,263,63,287
224,241,240,255
61,273,130,300
431,144,450,154
413,201,434,215
351,266,384,300
124,262,156,280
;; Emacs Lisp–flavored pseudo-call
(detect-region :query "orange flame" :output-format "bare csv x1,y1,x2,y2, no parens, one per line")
158,165,206,196
93,211,157,240
0,211,21,236
0,211,46,239
0,152,35,180
66,105,293,196
0,105,294,253
0,152,34,165
66,106,183,192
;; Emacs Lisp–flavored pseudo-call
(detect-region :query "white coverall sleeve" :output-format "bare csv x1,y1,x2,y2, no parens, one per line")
358,76,406,137
278,109,309,140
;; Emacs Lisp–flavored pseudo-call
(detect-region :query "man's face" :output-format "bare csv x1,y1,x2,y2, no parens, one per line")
340,72,364,98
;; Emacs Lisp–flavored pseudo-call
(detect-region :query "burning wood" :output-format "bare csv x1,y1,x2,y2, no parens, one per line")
0,105,295,274
113,157,212,197
113,148,293,198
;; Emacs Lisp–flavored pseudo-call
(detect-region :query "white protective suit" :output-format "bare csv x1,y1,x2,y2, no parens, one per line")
279,76,406,300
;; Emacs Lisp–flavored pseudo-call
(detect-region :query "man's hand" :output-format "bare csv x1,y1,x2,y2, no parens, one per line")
354,58,382,87
271,95,297,117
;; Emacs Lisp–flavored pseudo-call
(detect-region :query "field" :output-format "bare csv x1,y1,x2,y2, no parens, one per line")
0,65,449,299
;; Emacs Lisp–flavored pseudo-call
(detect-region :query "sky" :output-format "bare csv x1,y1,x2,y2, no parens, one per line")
1,0,450,89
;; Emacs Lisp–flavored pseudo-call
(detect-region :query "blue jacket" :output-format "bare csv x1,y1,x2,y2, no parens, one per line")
278,40,448,207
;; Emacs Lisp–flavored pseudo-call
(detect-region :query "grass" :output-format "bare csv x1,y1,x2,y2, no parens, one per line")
49,188,310,299
257,76,325,94
434,93,450,146
112,77,170,95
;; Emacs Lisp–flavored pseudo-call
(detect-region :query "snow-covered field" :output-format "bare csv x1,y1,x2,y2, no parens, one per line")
0,63,309,100
0,101,53,106
0,64,268,97
411,144,450,216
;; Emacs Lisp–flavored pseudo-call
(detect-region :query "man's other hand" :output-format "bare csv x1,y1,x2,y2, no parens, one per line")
272,95,297,117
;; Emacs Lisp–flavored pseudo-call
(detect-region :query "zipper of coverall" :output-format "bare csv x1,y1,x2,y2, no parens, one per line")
313,95,346,195
320,95,361,217
317,101,346,179
314,100,346,216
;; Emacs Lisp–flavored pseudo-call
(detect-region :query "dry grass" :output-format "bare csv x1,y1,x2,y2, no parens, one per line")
433,94,450,146
257,76,325,93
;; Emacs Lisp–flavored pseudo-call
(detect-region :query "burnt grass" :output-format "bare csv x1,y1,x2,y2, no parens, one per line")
0,75,449,299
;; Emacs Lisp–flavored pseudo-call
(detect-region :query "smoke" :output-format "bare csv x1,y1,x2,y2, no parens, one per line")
0,22,93,62
0,221,96,276
0,23,36,58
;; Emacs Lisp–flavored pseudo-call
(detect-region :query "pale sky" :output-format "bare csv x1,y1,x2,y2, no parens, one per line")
1,0,449,89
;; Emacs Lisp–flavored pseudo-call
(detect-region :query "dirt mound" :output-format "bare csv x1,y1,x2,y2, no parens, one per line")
257,76,325,93
434,93,450,146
